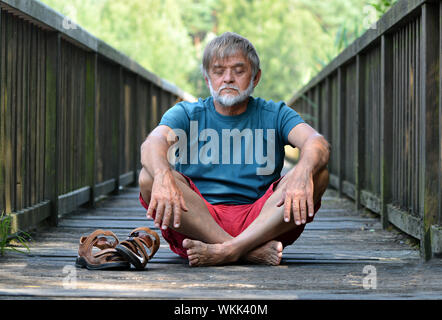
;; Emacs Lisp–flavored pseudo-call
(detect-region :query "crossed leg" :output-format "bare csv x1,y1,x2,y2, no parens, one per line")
139,168,281,265
139,166,329,266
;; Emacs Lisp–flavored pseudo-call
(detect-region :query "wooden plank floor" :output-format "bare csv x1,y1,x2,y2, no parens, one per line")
1,177,442,299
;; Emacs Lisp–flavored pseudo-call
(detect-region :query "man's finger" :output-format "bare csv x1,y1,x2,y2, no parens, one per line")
173,203,182,228
154,201,165,228
308,196,315,218
161,203,172,230
299,198,307,224
146,199,157,220
283,197,291,222
292,199,301,225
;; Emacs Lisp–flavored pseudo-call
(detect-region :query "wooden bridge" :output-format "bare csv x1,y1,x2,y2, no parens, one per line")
1,0,442,300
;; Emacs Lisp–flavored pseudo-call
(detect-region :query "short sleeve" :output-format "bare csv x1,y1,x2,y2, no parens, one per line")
158,102,190,133
277,103,305,145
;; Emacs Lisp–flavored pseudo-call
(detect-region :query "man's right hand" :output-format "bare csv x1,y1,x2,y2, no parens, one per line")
146,169,188,231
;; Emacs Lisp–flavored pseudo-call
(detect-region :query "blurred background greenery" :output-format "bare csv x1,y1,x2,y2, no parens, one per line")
40,0,397,102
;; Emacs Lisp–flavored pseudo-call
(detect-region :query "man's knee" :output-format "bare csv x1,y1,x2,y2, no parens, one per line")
313,166,329,203
139,168,153,192
314,166,329,187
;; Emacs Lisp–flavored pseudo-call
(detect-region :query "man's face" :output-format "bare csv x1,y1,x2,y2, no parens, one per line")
206,52,259,107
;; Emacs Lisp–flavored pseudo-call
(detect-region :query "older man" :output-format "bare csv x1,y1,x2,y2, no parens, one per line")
139,32,330,266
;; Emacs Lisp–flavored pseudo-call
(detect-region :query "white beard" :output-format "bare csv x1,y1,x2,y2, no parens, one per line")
209,77,255,108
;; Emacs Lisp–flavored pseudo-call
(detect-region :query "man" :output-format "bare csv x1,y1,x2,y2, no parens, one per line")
139,32,330,267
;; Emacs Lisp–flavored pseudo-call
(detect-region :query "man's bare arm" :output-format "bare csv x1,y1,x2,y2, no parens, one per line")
140,125,188,230
277,123,330,225
141,125,175,177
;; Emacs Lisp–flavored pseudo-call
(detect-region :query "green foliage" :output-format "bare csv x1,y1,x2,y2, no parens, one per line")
370,0,398,17
39,0,379,102
312,17,364,74
0,211,31,256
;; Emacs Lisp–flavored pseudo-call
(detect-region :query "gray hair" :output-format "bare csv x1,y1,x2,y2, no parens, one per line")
202,32,260,79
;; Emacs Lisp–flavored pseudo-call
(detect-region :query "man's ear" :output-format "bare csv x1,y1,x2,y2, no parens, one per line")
204,75,210,88
253,69,262,87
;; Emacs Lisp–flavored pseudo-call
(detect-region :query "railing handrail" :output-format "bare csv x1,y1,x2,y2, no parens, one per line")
0,0,196,234
288,0,442,260
0,0,196,102
288,0,433,105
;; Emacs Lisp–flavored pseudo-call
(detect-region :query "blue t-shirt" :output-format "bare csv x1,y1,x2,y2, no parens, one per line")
159,96,304,205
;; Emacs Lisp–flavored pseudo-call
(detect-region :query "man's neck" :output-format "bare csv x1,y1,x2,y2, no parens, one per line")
213,97,250,116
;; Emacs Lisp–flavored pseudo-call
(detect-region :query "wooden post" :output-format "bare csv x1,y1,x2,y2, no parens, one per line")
151,83,158,131
85,52,97,207
355,54,364,211
45,32,61,226
419,3,440,260
439,2,442,234
4,10,13,215
380,34,394,229
133,75,139,186
0,7,4,214
337,68,345,196
324,76,331,175
314,86,320,131
113,66,123,195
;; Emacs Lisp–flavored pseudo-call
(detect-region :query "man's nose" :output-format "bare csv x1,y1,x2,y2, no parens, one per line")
223,69,235,83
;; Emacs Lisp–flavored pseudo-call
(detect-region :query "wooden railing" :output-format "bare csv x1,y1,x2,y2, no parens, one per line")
289,0,441,259
0,0,194,233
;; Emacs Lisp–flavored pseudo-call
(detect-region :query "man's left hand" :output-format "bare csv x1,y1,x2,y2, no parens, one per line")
276,167,314,225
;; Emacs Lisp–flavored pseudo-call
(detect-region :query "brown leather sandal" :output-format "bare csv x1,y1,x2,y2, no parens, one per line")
115,227,160,270
75,229,130,270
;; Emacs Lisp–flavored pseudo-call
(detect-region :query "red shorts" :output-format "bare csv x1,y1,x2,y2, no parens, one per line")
139,173,321,259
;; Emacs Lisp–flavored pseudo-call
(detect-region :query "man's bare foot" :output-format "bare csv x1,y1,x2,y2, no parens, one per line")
243,240,283,266
183,239,238,267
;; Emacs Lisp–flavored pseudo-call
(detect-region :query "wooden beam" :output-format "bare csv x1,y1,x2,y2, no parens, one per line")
439,1,442,251
44,31,60,226
119,172,134,187
84,52,97,207
431,225,442,254
94,178,116,200
355,54,365,211
380,34,394,229
360,190,381,214
133,75,139,186
419,2,440,260
314,85,320,131
337,68,345,196
9,200,51,234
113,66,123,195
4,9,13,215
58,186,90,217
388,204,422,240
0,7,4,215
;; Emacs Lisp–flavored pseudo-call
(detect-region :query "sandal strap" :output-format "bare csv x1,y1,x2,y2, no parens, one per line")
119,227,160,268
95,236,116,250
129,227,160,260
78,229,121,265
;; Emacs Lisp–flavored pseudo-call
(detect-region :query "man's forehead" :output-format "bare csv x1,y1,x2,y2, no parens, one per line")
210,52,250,68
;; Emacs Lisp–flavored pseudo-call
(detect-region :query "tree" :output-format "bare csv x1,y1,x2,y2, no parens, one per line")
39,0,378,102
213,0,369,102
41,0,197,93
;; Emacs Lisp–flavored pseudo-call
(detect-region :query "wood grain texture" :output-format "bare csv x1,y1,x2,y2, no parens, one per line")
1,182,441,300
289,1,442,258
